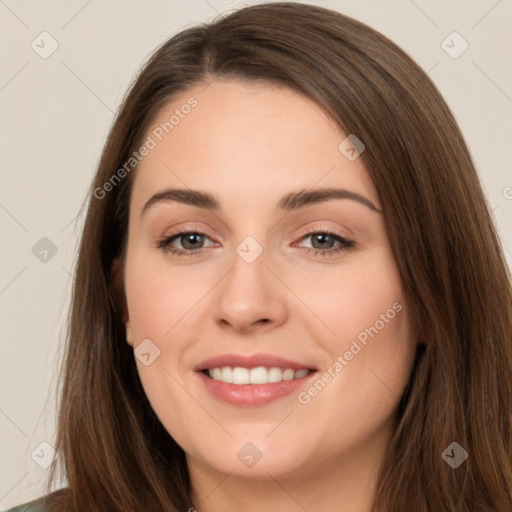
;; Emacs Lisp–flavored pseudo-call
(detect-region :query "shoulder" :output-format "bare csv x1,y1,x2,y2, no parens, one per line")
3,501,45,512
3,489,68,512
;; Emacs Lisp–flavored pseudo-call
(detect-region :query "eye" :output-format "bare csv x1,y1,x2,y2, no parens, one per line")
156,228,215,256
155,228,355,258
294,229,355,258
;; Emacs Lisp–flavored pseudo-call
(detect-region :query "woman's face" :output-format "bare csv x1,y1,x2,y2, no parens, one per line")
123,79,417,481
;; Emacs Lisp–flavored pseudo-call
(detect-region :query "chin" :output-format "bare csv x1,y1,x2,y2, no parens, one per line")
185,434,317,480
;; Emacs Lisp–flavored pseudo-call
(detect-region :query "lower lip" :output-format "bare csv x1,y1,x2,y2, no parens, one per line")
197,371,317,406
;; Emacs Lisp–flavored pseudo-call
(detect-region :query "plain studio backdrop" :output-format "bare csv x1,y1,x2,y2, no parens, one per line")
1,0,511,508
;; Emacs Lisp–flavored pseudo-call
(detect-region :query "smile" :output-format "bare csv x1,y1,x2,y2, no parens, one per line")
205,366,310,386
205,366,311,384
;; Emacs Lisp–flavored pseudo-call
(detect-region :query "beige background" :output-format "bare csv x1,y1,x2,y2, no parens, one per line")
1,0,511,508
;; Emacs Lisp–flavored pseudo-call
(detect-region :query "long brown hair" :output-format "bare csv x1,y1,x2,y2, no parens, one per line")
42,3,512,511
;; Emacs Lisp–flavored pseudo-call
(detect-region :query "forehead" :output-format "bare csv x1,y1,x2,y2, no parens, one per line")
130,80,380,214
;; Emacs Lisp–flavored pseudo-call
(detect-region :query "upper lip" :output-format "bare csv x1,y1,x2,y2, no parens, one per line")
195,353,316,372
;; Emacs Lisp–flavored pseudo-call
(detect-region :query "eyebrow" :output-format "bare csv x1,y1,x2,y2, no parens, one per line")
140,187,383,217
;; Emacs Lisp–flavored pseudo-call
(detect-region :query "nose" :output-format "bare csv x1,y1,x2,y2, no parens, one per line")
214,244,288,334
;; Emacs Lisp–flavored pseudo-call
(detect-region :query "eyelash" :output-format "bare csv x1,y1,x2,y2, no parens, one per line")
156,227,355,258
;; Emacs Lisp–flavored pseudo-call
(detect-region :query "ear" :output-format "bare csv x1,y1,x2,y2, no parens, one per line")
125,319,134,347
110,257,132,346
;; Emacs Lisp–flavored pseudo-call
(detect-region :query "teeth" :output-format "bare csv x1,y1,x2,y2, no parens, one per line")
249,366,267,384
206,366,311,385
233,367,250,385
221,367,233,383
282,368,295,381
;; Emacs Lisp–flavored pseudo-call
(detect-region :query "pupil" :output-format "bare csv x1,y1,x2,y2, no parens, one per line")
183,233,203,250
313,234,333,250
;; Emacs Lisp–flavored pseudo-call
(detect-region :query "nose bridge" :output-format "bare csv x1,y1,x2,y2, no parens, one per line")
214,232,287,331
226,233,272,307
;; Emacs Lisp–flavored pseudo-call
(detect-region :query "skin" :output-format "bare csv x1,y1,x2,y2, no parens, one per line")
122,79,418,512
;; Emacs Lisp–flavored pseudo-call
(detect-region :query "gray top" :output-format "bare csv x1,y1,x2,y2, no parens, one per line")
3,501,45,512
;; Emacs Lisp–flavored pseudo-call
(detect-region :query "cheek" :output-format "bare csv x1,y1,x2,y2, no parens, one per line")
124,250,208,341
123,251,202,430
296,247,414,421
293,247,405,343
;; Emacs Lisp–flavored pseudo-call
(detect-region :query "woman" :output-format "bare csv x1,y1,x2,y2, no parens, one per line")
7,2,512,511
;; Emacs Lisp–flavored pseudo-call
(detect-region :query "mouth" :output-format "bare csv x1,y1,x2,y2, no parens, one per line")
202,366,312,384
195,353,318,406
